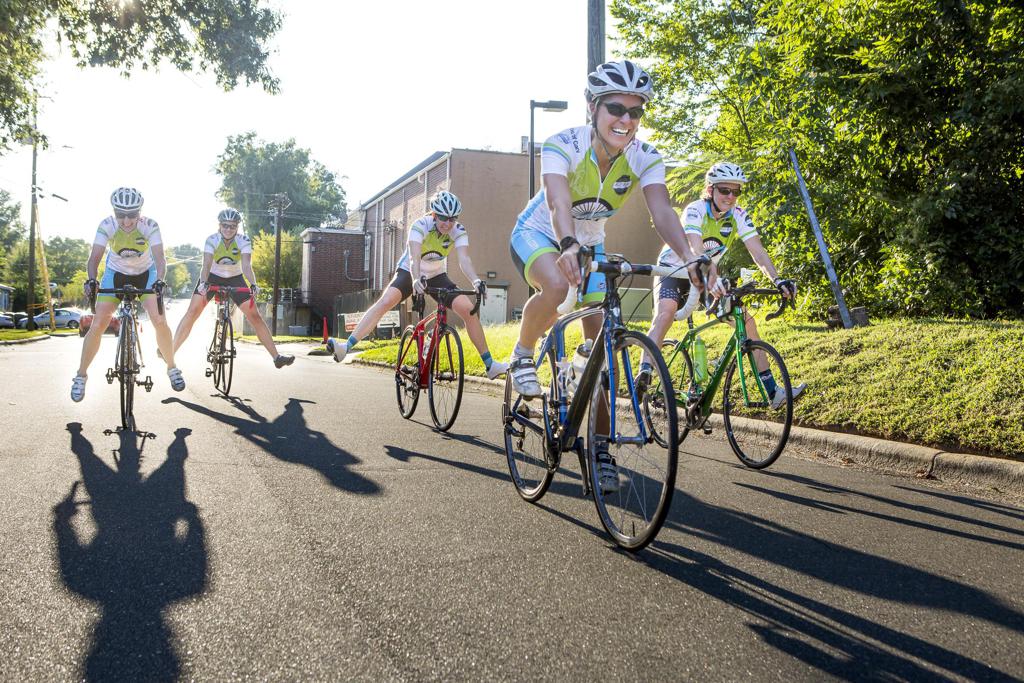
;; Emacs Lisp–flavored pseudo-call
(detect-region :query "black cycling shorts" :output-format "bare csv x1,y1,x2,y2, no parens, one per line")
388,269,459,304
196,273,252,305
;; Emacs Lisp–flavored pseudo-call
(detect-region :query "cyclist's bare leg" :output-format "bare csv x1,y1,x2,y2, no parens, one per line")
240,301,280,358
451,293,491,357
76,300,117,377
171,293,209,353
349,287,404,343
142,295,177,369
515,252,568,352
643,296,679,366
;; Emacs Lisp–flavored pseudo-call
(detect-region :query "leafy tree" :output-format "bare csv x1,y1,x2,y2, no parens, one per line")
167,243,203,286
165,262,190,297
0,189,26,283
0,1,282,149
42,236,90,285
215,132,347,236
6,241,46,311
613,0,1024,317
250,233,300,295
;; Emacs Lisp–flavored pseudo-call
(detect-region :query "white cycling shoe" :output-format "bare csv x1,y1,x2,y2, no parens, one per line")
771,382,807,410
508,356,542,398
486,360,509,380
70,375,87,403
327,338,348,363
168,367,186,392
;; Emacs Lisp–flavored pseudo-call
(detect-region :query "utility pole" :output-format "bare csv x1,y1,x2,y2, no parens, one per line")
588,0,605,74
26,98,38,330
269,193,291,335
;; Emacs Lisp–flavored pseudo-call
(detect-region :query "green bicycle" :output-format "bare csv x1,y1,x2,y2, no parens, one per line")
646,279,794,469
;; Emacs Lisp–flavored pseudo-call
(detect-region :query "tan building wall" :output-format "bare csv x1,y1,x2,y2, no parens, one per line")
353,146,676,329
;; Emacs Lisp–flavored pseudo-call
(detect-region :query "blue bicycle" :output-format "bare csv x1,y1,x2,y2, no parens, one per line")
502,248,700,551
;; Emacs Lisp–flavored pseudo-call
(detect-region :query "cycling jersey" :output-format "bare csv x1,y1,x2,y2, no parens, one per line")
516,125,666,246
658,199,757,267
204,232,252,278
396,215,468,278
93,216,162,276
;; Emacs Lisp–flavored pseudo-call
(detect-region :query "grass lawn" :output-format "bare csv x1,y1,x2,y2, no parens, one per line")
359,317,1024,460
0,328,78,341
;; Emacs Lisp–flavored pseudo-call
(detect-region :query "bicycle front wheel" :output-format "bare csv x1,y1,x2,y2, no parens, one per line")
588,331,678,551
395,326,420,418
117,320,136,431
209,320,223,389
502,348,556,502
218,316,234,395
722,339,792,469
428,325,464,431
645,339,693,448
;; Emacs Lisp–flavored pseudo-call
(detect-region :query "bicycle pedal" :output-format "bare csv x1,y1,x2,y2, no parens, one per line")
702,426,713,435
205,368,213,377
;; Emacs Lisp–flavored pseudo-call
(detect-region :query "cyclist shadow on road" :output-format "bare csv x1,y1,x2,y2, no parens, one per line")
165,396,379,495
54,423,206,683
646,491,1024,681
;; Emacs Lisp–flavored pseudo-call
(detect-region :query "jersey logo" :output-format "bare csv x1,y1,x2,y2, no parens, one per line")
612,174,633,196
720,221,733,237
135,236,147,246
422,250,445,262
685,207,700,220
117,248,143,257
571,198,614,219
217,256,237,265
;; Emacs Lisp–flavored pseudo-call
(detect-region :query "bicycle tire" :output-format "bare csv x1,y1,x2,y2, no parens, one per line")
428,326,464,431
722,339,792,469
395,326,420,418
209,319,223,390
502,347,557,502
118,319,136,431
588,331,678,551
219,315,234,395
646,339,695,448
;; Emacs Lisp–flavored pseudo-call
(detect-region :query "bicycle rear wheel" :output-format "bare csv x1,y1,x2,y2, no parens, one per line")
395,326,420,418
117,320,136,431
218,316,235,395
502,348,556,502
722,339,792,469
428,325,464,431
645,339,694,448
588,331,678,551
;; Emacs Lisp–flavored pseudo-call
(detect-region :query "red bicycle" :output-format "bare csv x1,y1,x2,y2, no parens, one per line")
395,286,482,431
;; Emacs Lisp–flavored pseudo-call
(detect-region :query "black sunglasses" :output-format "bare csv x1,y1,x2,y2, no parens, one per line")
435,214,458,223
602,101,645,120
114,210,140,219
220,222,239,229
715,186,743,197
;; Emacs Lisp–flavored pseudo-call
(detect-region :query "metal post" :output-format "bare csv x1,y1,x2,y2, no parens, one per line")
789,148,853,329
588,0,605,74
528,101,536,200
26,99,38,330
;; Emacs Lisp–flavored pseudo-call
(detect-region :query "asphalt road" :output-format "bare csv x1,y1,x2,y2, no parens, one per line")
1,309,1022,681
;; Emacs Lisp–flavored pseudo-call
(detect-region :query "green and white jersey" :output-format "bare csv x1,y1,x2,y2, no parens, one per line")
658,199,757,267
396,215,469,278
93,215,163,275
516,125,666,246
204,232,252,278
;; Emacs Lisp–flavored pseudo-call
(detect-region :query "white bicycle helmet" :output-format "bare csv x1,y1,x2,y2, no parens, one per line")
218,207,242,223
110,187,144,211
429,190,462,218
586,60,654,103
705,162,749,185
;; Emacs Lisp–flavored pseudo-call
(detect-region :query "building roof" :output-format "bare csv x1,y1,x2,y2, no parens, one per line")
359,151,448,209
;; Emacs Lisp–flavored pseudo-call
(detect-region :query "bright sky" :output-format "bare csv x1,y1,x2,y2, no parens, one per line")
0,1,629,250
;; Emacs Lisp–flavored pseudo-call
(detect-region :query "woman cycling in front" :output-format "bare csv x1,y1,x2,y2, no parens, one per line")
169,208,295,369
507,60,704,487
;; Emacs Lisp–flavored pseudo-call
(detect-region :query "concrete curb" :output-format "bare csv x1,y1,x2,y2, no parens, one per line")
352,357,1024,498
0,334,52,345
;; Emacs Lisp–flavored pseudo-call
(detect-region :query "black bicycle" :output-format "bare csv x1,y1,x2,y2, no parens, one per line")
90,284,163,432
205,285,252,396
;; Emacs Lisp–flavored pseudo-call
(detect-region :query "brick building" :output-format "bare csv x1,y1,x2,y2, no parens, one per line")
299,227,368,333
344,147,667,329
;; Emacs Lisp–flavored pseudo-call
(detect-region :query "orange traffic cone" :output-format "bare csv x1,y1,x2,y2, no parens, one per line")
322,316,328,344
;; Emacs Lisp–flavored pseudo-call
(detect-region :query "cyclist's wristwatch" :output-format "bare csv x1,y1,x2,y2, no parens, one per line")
559,236,580,253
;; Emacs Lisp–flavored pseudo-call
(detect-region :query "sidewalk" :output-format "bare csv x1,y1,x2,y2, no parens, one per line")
351,356,1024,500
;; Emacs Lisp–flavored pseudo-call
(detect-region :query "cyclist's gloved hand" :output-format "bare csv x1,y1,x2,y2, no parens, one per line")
413,276,427,296
249,283,260,300
709,277,728,299
197,281,209,296
84,278,98,298
473,278,487,296
774,277,797,299
152,279,166,296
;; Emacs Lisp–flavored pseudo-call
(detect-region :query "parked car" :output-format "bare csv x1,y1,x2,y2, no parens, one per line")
9,312,28,328
18,308,83,329
0,314,14,329
78,312,120,337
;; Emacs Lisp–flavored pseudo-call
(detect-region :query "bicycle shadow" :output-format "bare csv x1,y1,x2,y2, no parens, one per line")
54,423,206,682
165,396,379,495
647,491,1024,680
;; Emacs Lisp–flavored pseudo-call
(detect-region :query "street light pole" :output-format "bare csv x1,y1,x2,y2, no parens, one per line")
528,100,569,200
26,99,38,330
